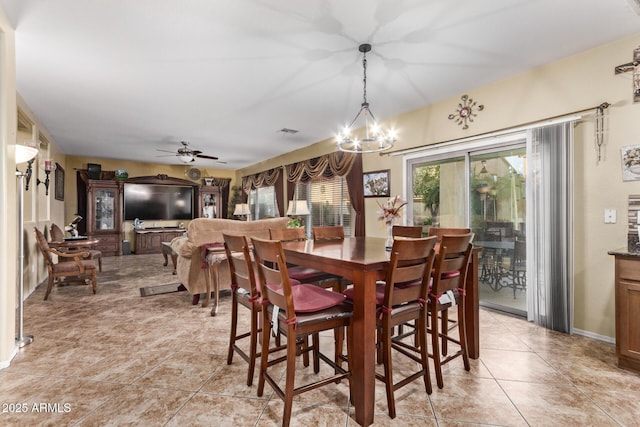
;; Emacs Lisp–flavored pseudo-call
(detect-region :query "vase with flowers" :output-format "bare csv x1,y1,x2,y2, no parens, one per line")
377,195,407,250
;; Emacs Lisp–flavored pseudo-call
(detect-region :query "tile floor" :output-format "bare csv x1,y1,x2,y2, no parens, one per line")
2,253,640,426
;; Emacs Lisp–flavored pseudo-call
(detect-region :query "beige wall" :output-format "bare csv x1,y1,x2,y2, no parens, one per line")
240,33,640,339
0,7,19,366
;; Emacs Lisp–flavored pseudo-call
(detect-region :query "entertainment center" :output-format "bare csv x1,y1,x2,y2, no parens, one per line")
77,171,231,255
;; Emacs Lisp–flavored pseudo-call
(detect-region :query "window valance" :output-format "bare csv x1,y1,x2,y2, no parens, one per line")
241,167,281,193
285,151,357,183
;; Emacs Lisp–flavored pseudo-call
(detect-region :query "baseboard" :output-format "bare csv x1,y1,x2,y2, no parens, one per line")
0,345,18,370
573,327,615,344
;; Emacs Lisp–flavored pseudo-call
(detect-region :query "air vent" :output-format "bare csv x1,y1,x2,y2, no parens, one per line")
278,128,299,134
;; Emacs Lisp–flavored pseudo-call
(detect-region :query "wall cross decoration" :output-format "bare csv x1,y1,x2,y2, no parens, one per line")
448,94,484,130
614,45,640,103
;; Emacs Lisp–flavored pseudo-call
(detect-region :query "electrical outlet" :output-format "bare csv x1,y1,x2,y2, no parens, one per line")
604,209,617,224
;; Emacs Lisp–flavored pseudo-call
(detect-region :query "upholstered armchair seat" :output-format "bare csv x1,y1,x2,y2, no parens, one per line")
171,217,289,296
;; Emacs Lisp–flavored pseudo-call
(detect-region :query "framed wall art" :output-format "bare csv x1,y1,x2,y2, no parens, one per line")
54,162,64,201
621,145,640,181
363,169,390,197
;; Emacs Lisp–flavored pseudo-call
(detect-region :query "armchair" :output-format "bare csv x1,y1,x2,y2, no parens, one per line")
34,227,98,300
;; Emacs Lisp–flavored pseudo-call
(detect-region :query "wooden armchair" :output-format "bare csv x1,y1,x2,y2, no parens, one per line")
50,223,103,272
34,227,98,300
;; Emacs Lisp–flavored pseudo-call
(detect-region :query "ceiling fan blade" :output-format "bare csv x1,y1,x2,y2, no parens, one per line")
195,154,219,160
156,149,177,154
191,150,202,155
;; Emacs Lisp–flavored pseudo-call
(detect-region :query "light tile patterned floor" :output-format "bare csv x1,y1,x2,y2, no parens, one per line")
2,254,640,426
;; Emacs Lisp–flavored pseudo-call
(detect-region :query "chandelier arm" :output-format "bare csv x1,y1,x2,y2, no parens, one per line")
362,51,368,105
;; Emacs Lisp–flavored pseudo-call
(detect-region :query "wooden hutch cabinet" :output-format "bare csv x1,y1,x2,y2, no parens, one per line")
609,249,640,373
86,179,122,256
198,185,222,219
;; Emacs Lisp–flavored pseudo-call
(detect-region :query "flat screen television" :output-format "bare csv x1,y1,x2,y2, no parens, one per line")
124,183,194,221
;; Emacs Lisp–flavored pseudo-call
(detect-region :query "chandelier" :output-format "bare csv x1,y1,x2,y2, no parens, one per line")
337,44,396,153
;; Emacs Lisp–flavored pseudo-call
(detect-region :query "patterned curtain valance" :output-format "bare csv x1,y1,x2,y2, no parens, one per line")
241,167,281,193
285,151,357,183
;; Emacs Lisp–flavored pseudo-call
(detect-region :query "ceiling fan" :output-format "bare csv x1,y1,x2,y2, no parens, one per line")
156,141,219,163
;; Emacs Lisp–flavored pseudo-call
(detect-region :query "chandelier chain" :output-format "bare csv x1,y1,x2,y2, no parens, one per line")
362,51,368,105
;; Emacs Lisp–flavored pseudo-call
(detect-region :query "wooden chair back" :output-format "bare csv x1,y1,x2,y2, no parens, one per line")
383,236,438,309
312,225,344,241
427,227,471,241
269,227,305,242
392,225,423,238
251,237,296,316
34,226,55,266
223,233,259,299
50,223,65,241
431,233,474,296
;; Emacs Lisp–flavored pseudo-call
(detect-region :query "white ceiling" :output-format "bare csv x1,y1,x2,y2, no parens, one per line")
2,0,640,170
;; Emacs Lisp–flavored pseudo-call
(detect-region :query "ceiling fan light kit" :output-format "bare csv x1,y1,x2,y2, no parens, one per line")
337,43,396,154
157,141,219,164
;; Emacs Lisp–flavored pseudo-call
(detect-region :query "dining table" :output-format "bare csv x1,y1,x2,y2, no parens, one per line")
281,236,480,427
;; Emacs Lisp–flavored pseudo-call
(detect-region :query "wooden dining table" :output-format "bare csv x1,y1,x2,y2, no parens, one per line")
281,236,480,427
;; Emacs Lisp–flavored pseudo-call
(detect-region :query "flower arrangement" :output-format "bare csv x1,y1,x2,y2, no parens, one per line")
377,195,407,225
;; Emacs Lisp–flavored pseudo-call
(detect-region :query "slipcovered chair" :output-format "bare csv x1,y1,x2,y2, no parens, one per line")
34,227,98,300
50,223,103,272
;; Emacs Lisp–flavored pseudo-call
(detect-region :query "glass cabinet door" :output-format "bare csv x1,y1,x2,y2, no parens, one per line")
95,188,116,230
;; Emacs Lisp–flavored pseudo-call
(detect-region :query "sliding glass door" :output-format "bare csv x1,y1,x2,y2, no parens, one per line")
408,143,527,316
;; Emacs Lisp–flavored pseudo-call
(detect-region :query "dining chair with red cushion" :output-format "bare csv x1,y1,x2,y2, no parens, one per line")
392,225,423,238
344,236,438,418
252,236,353,427
428,232,474,389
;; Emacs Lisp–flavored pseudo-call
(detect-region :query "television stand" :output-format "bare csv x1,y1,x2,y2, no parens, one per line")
135,228,185,254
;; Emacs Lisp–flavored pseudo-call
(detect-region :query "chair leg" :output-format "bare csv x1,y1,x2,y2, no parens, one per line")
382,322,396,419
44,275,54,300
98,257,102,272
458,302,470,372
283,330,298,427
247,307,259,386
257,309,272,397
430,307,444,389
227,293,238,365
441,310,448,356
91,271,97,294
312,333,320,374
418,313,433,395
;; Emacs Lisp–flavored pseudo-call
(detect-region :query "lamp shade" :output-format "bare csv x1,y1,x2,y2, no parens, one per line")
15,144,39,163
179,153,194,163
286,200,310,216
233,203,250,216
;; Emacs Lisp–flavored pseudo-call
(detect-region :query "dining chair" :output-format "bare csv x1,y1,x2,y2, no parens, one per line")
427,226,471,240
223,233,286,386
34,227,98,300
269,227,340,288
50,222,103,272
251,237,353,427
503,238,526,299
312,225,345,241
428,232,474,389
344,236,438,419
392,225,423,238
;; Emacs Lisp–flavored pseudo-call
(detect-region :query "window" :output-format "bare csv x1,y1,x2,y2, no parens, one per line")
292,176,355,237
248,186,279,219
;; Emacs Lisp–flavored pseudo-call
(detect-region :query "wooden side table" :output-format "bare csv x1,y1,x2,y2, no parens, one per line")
205,246,227,316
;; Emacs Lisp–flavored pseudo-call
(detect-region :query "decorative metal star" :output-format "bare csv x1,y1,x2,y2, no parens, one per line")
448,94,484,130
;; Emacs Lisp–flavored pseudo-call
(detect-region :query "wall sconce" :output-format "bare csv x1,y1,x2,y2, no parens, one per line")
233,203,251,220
15,143,39,191
37,160,54,195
